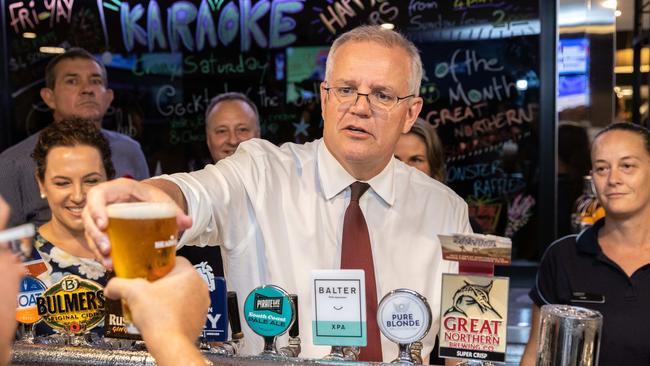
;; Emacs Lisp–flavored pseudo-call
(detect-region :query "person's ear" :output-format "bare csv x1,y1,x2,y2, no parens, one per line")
36,172,46,199
402,96,423,134
104,88,114,105
320,82,328,120
40,88,56,110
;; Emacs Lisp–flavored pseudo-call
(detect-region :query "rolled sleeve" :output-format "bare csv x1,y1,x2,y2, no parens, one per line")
156,143,262,251
159,171,219,247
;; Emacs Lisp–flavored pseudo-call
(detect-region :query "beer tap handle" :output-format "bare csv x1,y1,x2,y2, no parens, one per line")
288,294,299,338
410,341,423,364
227,291,243,341
277,294,301,358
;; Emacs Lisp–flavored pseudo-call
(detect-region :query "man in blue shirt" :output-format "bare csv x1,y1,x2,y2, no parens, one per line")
0,48,149,227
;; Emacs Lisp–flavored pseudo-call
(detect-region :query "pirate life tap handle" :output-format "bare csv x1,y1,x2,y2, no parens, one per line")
377,289,432,365
278,294,301,358
243,285,295,356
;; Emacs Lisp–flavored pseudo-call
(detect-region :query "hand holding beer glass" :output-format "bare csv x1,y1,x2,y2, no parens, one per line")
106,202,178,333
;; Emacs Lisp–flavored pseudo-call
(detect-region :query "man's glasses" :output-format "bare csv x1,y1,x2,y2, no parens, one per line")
324,86,414,111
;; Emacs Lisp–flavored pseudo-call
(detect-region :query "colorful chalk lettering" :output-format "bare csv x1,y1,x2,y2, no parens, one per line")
113,0,302,52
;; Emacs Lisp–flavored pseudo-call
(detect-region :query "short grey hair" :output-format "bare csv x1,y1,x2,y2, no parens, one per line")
325,25,422,96
204,92,260,130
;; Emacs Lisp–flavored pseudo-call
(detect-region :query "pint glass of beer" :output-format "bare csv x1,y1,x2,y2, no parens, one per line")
106,202,178,333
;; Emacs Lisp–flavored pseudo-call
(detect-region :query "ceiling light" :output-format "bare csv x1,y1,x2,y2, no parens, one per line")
615,9,622,16
381,23,395,30
22,32,36,39
39,47,65,54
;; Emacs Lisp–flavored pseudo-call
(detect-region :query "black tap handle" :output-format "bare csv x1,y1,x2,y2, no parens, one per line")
227,291,243,339
289,294,299,338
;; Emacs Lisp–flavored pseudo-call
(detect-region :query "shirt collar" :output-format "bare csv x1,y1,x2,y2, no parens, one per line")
317,139,396,206
575,218,606,255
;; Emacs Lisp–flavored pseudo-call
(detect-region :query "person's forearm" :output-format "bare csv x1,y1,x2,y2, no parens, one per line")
143,179,188,214
146,333,206,366
0,347,11,366
445,357,461,366
520,305,541,366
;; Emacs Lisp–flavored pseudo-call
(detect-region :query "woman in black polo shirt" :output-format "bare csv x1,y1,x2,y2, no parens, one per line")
521,122,650,365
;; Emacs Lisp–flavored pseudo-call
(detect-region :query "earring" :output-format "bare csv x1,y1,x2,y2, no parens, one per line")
40,192,45,199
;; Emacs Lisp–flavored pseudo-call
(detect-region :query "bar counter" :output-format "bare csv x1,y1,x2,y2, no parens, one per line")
11,343,392,366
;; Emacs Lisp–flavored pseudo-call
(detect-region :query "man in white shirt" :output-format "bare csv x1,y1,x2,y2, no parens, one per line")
83,26,470,364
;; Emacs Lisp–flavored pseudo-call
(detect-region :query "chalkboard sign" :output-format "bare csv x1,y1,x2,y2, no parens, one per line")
420,37,540,257
3,0,540,256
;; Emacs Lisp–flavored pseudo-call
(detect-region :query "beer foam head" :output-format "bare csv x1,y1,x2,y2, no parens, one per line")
107,202,176,219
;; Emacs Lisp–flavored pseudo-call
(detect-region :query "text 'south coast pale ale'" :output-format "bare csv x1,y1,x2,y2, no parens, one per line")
106,202,178,331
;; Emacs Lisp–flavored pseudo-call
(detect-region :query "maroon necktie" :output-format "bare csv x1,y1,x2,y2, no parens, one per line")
340,182,382,362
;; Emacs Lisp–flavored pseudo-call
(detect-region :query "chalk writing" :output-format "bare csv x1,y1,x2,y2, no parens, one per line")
155,84,210,117
408,11,477,33
447,161,503,183
407,5,538,40
261,113,298,135
185,54,269,76
448,75,516,105
8,0,74,33
262,113,297,123
408,0,437,17
170,119,206,145
9,1,39,33
473,176,526,198
367,1,398,25
428,102,489,128
113,0,302,52
107,107,140,138
319,0,382,34
434,49,503,84
450,105,534,138
453,0,497,10
258,86,279,107
293,119,309,137
420,82,441,104
132,53,268,81
504,194,535,237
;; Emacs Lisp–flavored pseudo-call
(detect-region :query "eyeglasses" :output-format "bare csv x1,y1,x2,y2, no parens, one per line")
324,86,414,111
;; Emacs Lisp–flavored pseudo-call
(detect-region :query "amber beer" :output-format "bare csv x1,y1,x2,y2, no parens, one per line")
106,202,178,330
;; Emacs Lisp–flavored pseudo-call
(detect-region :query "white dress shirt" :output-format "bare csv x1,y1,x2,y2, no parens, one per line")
160,138,470,361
